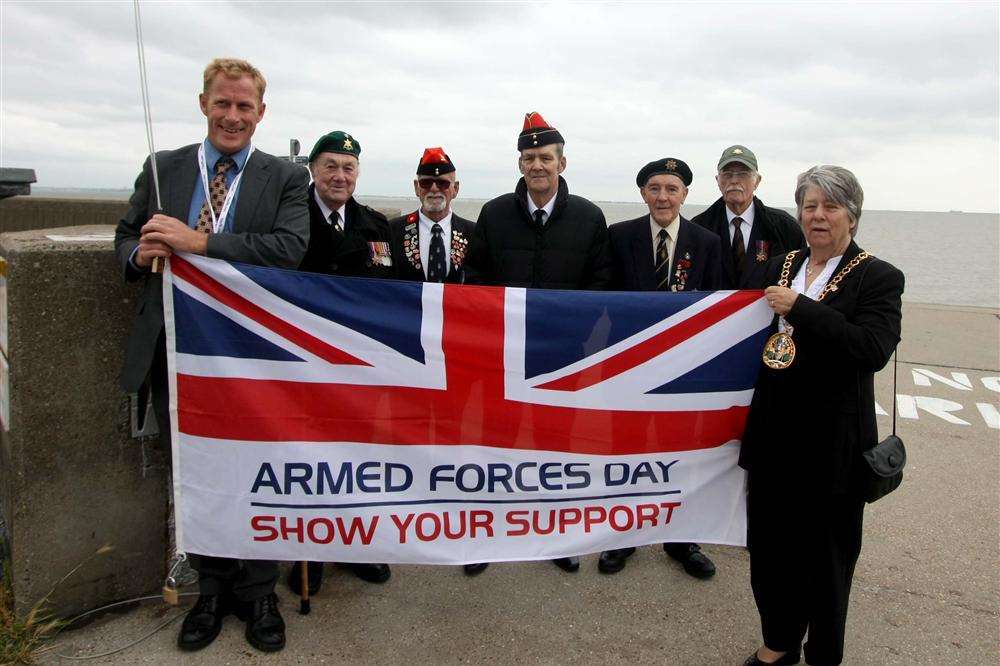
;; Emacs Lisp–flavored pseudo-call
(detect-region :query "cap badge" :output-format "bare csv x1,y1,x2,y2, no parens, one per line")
343,138,354,150
732,148,743,155
434,167,440,176
665,159,677,169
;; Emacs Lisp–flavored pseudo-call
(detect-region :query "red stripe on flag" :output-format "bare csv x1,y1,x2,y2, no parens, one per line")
535,290,762,391
171,255,370,367
175,374,748,455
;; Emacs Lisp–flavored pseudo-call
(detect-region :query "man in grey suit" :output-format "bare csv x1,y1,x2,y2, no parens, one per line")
114,58,309,654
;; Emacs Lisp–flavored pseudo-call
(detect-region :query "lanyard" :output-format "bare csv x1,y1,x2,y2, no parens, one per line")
198,143,254,233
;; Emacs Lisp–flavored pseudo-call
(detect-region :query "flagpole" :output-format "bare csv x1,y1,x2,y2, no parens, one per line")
132,0,164,274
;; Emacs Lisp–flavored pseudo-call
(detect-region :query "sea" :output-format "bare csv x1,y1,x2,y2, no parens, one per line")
29,188,1000,309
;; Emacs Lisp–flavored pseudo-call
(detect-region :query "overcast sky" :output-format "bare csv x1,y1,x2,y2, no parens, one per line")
2,1,998,212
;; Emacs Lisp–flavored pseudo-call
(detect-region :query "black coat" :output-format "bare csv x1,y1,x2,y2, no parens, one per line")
691,196,805,289
739,241,904,495
388,210,476,283
464,176,612,290
299,188,394,278
608,215,722,292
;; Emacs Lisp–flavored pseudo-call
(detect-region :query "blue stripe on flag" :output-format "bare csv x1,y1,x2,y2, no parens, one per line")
230,265,427,363
524,289,715,379
173,287,304,362
646,328,769,394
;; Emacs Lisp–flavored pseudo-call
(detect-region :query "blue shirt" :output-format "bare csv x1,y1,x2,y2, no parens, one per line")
186,139,252,232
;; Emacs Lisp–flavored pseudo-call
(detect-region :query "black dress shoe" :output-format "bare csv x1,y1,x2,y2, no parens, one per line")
287,561,324,595
243,593,285,653
344,562,391,583
552,556,580,572
463,562,489,576
178,594,227,651
740,649,800,665
598,547,636,574
664,542,716,579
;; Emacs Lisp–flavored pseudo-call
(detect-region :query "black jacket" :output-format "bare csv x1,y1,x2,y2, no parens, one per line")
388,210,476,283
464,176,612,290
608,215,722,292
739,241,904,495
691,196,804,289
299,188,394,278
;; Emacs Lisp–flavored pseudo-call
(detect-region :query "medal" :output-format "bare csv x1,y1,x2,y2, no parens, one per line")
761,250,871,370
762,331,796,369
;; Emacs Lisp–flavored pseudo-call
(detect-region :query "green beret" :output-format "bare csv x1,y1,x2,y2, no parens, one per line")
309,131,360,162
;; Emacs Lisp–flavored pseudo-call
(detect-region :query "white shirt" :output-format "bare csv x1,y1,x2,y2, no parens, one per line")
313,190,346,229
725,202,755,247
526,192,557,224
650,215,681,270
419,209,453,278
779,253,843,332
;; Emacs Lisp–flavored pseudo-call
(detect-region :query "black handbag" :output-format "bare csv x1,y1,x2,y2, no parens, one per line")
861,352,906,503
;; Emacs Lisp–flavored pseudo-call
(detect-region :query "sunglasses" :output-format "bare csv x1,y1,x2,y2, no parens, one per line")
417,178,453,191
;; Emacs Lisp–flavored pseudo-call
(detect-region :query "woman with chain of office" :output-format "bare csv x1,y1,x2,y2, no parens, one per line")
738,165,904,666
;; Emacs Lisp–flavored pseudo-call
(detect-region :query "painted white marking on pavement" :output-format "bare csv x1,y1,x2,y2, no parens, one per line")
912,368,972,390
975,403,999,429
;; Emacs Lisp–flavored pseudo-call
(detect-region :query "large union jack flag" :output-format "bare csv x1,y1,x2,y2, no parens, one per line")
164,253,772,563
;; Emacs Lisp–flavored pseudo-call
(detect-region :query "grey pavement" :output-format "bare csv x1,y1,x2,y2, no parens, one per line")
37,303,1000,665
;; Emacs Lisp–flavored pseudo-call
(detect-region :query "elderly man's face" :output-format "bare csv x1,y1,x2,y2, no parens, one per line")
641,173,688,227
716,161,761,214
310,153,359,209
199,74,265,155
413,172,459,215
518,144,565,200
800,185,855,255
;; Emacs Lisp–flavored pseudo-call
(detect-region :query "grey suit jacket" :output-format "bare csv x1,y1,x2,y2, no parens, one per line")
114,143,310,392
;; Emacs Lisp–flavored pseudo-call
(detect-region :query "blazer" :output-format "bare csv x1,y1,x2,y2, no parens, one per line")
114,143,310,392
691,196,805,289
388,210,476,284
739,241,904,495
298,190,394,278
608,215,722,292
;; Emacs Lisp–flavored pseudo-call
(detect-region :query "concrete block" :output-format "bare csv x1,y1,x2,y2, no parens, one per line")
0,225,168,618
0,197,130,234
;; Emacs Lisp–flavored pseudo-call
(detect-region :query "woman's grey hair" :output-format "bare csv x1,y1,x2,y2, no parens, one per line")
794,165,864,236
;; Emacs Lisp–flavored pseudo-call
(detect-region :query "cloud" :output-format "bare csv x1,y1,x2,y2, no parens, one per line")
2,0,997,212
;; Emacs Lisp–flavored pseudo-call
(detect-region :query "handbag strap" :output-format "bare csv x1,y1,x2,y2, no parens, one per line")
891,350,898,436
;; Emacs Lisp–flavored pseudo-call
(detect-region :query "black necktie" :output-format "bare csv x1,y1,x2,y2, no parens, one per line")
731,217,746,279
329,211,344,235
427,223,447,282
533,209,545,226
655,228,671,291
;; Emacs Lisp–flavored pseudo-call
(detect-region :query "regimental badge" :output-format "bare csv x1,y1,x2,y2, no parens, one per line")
755,240,770,262
434,167,440,176
343,137,354,151
451,229,469,268
671,251,691,291
532,133,538,145
665,159,677,170
732,148,743,155
403,220,422,272
367,241,392,267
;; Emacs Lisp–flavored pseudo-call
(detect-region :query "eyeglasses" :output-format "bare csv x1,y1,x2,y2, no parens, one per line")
719,170,755,181
417,178,453,191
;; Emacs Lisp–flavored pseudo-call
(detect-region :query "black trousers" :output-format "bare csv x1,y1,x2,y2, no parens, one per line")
150,336,278,602
747,473,865,666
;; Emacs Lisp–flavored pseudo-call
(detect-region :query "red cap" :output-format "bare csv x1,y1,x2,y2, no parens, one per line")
416,147,455,176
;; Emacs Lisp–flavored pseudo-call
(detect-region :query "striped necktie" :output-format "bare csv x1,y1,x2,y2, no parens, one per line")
655,228,671,290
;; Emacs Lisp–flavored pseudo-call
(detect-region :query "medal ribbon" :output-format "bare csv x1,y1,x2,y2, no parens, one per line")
198,142,255,234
